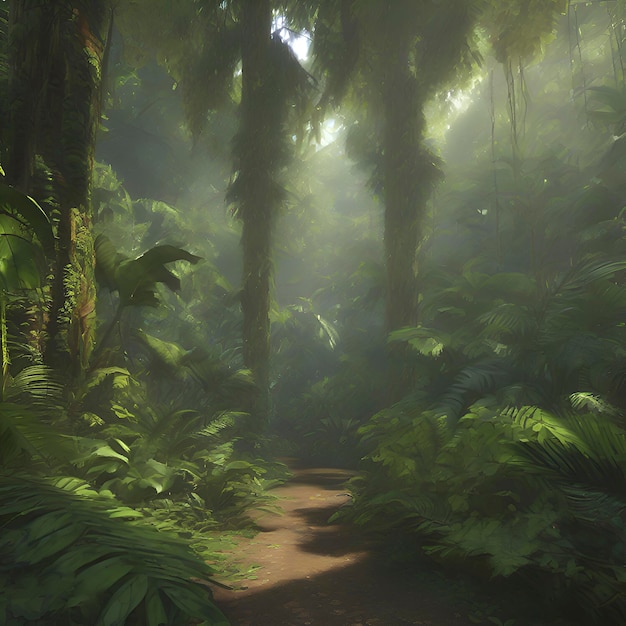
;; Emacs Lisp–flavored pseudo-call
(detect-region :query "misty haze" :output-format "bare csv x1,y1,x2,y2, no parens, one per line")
1,2,626,625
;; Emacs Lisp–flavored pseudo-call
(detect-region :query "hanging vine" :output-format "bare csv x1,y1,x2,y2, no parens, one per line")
569,3,590,126
607,2,626,86
489,69,502,268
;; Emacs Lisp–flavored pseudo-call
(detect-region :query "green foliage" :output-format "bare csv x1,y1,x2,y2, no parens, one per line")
0,343,241,624
0,366,70,469
345,403,626,622
132,330,254,407
0,473,228,626
0,167,278,626
339,252,626,622
87,150,279,538
0,182,55,256
4,2,622,624
60,323,280,526
303,411,364,467
483,0,568,63
392,258,626,424
95,234,201,309
93,234,203,359
0,333,275,625
271,293,387,466
587,85,626,131
0,182,54,291
91,163,240,365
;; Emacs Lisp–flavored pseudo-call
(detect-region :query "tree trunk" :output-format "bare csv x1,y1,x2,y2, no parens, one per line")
47,2,111,374
382,37,426,402
6,0,111,375
238,0,273,426
5,0,50,192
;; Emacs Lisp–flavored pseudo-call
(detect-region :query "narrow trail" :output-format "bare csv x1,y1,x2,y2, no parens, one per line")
211,462,476,626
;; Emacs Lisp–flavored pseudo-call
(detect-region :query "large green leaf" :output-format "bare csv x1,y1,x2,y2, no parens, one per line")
145,587,168,626
0,214,46,290
95,233,126,290
95,234,201,306
54,544,111,578
0,401,75,468
136,244,202,270
161,583,230,626
115,245,201,305
98,574,149,626
588,85,626,109
0,183,55,258
22,511,83,564
389,326,450,357
1,473,227,624
133,329,188,370
70,557,136,605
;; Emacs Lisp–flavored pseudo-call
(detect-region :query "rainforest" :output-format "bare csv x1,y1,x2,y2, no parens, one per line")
2,1,626,625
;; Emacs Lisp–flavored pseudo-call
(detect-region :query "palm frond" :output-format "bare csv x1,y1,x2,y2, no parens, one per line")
514,413,626,494
0,402,74,469
478,303,536,340
6,364,63,405
435,359,514,425
569,392,618,416
545,259,626,313
0,473,229,625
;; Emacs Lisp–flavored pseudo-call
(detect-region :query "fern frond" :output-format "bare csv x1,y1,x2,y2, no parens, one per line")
0,402,75,469
435,359,513,425
5,364,63,406
515,414,626,494
569,392,617,416
478,303,536,340
0,473,229,625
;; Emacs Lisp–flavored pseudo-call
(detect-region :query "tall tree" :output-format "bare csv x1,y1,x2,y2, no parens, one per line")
231,0,275,422
312,1,479,399
312,0,566,401
229,2,312,426
4,0,112,373
115,0,312,427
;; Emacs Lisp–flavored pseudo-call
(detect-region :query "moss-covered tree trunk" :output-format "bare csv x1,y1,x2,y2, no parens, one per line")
48,2,111,374
238,0,274,426
6,1,111,375
379,2,477,402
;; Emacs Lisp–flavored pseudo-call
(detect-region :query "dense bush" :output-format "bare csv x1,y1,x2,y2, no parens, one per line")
337,257,626,623
0,474,229,625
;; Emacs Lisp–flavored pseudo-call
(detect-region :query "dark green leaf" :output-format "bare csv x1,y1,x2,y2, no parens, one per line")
0,183,55,258
98,574,148,626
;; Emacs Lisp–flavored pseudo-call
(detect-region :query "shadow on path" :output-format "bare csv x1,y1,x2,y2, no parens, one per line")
210,462,474,626
214,555,472,626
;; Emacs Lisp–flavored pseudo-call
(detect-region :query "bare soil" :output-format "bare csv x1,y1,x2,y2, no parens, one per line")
210,463,483,626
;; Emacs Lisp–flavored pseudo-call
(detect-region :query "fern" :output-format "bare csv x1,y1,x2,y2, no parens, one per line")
434,359,514,425
0,473,229,625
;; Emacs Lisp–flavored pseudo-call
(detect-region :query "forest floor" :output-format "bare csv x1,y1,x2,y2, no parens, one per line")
210,460,575,626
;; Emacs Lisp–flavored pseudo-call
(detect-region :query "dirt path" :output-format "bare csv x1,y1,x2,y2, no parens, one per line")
211,463,477,626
